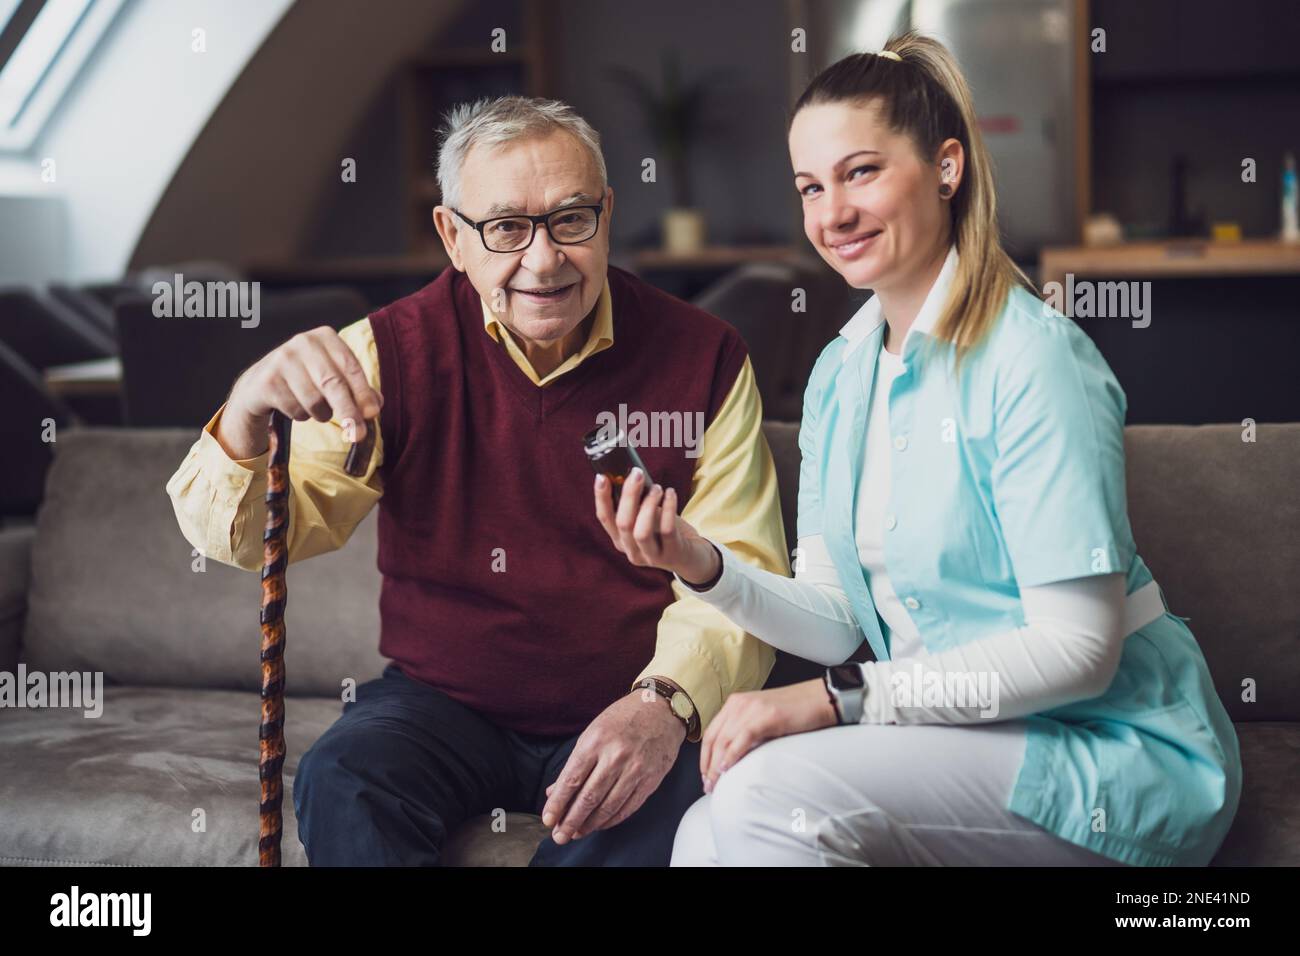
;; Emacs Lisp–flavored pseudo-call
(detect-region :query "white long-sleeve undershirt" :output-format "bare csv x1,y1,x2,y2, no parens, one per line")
675,337,1127,726
678,535,1126,725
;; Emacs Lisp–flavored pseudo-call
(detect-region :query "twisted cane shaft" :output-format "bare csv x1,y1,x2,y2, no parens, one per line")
258,410,376,867
258,410,292,867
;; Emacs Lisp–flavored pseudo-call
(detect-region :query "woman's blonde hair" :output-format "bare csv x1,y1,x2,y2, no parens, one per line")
790,31,1037,368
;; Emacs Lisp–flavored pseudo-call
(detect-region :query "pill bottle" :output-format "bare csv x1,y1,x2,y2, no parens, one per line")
582,425,653,508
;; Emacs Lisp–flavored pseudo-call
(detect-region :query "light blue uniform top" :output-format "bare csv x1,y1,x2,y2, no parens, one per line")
798,246,1241,866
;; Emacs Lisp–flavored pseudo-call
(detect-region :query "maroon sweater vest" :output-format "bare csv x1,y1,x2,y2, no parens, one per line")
368,265,749,736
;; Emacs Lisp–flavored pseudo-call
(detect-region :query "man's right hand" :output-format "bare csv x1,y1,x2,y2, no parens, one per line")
215,325,384,461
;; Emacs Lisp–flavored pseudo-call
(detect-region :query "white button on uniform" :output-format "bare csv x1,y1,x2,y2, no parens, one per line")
885,513,897,530
893,435,908,451
904,596,920,610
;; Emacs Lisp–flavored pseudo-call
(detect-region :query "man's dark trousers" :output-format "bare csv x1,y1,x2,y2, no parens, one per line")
292,663,706,865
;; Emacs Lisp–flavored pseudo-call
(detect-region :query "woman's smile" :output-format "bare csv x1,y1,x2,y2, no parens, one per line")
828,229,883,261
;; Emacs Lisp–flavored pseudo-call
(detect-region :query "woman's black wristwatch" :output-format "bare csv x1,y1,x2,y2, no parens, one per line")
679,542,724,592
823,663,867,724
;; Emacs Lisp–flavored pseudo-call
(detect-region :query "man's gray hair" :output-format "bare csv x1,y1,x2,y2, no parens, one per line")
435,95,608,211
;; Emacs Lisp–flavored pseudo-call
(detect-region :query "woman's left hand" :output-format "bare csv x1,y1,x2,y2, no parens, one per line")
701,679,840,793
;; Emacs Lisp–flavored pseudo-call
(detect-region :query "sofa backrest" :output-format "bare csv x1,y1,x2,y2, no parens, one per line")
694,260,854,422
1121,424,1299,721
21,428,387,697
21,423,1299,721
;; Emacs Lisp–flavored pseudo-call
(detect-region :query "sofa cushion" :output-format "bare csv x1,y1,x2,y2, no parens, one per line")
0,686,333,865
1209,722,1300,866
443,814,550,866
0,684,550,867
760,421,842,687
22,428,387,697
695,261,856,423
761,421,800,554
1124,424,1300,722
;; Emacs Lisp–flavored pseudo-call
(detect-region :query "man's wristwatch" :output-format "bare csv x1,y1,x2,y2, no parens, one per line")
637,676,701,742
823,663,867,725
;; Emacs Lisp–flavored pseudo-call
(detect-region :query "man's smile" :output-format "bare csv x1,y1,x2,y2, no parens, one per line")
513,282,577,301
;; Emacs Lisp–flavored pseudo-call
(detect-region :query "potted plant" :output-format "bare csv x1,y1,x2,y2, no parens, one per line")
608,50,728,253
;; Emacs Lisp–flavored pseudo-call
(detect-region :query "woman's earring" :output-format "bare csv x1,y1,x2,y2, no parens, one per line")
939,158,956,198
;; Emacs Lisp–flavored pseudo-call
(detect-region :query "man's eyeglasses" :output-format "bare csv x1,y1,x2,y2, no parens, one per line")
451,204,604,253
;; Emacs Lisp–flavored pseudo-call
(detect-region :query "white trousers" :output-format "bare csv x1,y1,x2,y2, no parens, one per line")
671,720,1128,866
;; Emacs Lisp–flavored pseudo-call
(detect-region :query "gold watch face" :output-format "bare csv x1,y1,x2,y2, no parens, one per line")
670,691,694,720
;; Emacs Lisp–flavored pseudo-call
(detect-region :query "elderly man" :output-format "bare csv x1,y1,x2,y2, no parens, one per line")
165,95,789,866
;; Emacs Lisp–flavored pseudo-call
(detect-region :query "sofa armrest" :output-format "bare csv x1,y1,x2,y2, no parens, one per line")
0,525,35,673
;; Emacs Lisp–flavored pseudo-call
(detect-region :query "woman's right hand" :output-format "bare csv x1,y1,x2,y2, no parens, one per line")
594,467,721,586
216,326,383,459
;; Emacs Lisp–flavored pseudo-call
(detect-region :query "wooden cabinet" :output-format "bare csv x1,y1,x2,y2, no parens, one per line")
396,0,551,255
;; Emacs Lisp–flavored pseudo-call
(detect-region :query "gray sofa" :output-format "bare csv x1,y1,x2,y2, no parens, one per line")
1,422,1296,866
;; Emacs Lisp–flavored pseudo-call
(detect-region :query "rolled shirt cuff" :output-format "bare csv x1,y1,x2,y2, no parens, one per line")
200,402,271,475
632,647,722,741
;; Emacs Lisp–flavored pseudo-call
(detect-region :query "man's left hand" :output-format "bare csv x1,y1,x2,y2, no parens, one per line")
541,687,686,844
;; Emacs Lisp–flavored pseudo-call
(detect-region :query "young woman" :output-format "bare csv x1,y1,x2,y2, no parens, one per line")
593,31,1241,866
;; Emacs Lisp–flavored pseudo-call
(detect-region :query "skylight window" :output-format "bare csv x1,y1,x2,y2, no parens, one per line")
0,0,125,152
0,1,25,36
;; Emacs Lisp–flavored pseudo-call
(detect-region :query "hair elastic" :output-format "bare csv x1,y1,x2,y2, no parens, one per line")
877,50,901,61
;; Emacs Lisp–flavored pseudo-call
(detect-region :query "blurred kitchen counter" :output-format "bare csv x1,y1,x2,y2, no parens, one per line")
1040,239,1300,288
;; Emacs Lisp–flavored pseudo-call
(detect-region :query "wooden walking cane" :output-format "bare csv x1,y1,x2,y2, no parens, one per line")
259,409,377,867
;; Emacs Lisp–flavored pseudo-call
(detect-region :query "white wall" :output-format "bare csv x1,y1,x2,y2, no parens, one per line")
0,0,294,284
130,0,466,271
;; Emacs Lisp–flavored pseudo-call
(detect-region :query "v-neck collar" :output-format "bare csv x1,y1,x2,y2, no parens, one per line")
467,278,614,422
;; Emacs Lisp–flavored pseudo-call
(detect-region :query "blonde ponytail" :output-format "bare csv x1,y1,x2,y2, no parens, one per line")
792,31,1037,369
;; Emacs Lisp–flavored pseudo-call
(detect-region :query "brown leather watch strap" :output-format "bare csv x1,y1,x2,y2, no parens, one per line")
637,676,701,742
